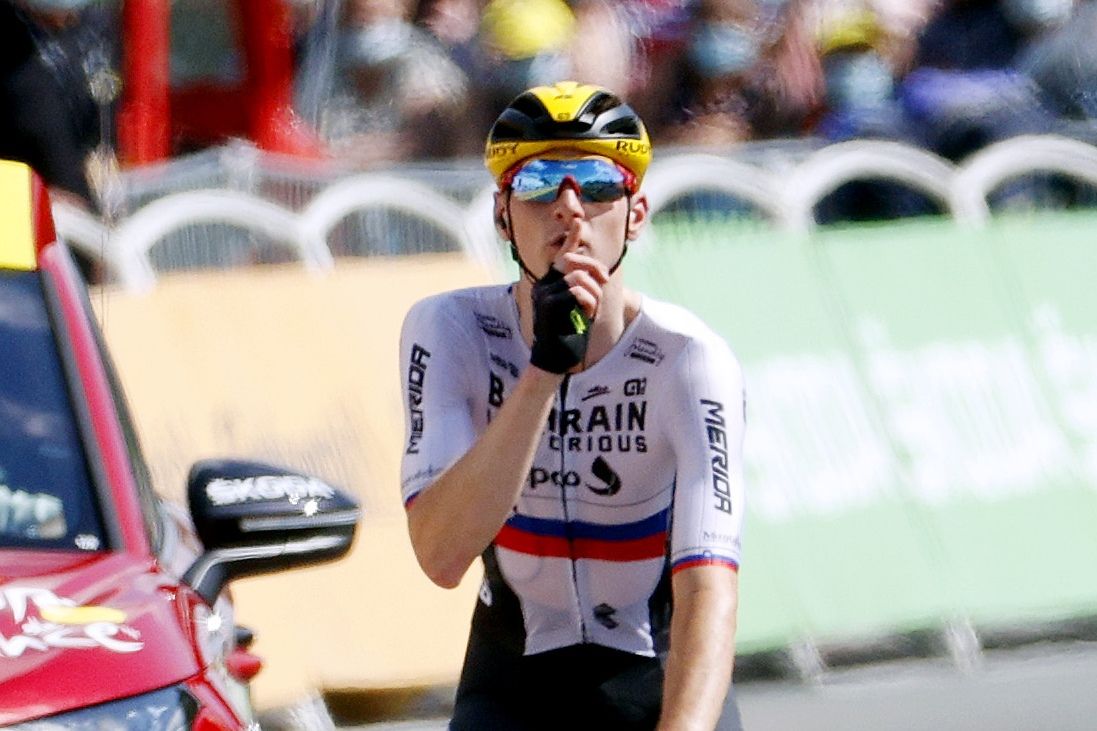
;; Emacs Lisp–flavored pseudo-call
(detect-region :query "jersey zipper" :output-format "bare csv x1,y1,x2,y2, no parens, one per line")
558,374,590,643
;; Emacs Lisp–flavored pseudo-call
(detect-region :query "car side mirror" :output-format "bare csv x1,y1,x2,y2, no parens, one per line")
182,459,360,605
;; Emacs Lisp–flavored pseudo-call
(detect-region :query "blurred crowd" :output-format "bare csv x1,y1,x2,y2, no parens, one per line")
310,0,1097,167
4,0,1097,207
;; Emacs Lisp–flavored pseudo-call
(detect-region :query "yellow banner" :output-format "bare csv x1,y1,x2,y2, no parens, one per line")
94,255,497,708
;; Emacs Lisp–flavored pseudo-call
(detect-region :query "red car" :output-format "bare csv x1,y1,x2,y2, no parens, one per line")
0,159,359,729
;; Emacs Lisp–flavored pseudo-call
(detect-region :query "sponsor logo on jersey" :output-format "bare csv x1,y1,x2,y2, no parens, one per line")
581,384,611,402
703,530,736,546
528,458,625,496
490,353,520,378
401,466,443,489
488,371,506,409
549,434,649,453
405,344,431,454
701,399,734,514
549,401,647,435
546,400,649,454
623,377,647,396
593,603,619,629
529,467,580,490
627,338,664,365
586,457,621,496
475,313,512,339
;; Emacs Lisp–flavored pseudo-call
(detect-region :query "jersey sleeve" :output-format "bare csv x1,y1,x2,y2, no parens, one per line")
398,295,479,507
664,333,746,574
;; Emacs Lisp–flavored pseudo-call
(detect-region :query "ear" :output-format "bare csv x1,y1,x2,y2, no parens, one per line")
493,190,510,238
626,192,650,240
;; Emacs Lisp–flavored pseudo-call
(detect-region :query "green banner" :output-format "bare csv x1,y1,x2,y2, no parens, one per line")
634,211,1097,652
816,217,1097,626
630,217,949,651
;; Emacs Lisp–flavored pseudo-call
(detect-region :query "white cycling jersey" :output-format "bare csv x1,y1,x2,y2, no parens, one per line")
399,284,745,658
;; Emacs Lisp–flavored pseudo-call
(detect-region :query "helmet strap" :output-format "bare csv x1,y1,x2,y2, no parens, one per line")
504,192,540,282
606,193,632,276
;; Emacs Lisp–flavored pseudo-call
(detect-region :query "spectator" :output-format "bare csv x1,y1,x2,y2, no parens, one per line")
899,0,1058,161
865,0,938,71
419,0,635,150
1014,0,1097,205
566,0,634,94
751,0,827,138
477,0,576,115
662,0,765,146
749,0,937,140
414,0,484,72
616,0,696,138
915,0,1026,71
813,8,911,142
801,7,945,222
1018,0,1096,123
0,0,112,207
321,0,472,165
1001,0,1076,38
412,0,490,150
293,0,342,131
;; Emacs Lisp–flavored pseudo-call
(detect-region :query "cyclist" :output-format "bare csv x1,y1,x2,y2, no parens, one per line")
399,81,745,730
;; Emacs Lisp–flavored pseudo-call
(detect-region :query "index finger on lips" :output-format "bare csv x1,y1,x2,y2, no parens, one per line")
563,218,582,252
553,219,585,268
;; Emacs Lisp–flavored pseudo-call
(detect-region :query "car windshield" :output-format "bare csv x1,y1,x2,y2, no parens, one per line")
0,271,105,551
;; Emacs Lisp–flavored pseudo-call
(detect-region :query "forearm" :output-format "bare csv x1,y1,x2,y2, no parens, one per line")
658,567,740,731
407,366,562,587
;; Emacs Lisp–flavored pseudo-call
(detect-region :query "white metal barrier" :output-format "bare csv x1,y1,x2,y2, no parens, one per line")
108,190,323,293
951,135,1097,224
643,153,785,222
52,201,115,278
297,175,475,265
784,140,962,231
59,136,1097,291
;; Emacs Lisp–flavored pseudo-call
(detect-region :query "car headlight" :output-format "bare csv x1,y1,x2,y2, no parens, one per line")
2,685,198,730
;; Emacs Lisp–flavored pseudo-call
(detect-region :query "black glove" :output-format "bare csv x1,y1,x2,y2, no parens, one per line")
530,267,592,374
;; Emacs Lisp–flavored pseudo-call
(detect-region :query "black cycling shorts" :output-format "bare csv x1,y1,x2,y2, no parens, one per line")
449,639,742,731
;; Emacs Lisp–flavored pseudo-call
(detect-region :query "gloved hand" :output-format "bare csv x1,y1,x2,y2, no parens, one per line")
530,266,592,374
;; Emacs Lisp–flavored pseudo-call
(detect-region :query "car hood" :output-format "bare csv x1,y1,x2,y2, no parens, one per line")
0,549,202,725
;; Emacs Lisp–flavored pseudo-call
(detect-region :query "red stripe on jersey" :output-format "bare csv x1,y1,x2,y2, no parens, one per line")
495,525,572,557
496,525,667,562
572,533,667,561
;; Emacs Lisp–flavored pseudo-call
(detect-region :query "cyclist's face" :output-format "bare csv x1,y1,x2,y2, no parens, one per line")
497,155,648,279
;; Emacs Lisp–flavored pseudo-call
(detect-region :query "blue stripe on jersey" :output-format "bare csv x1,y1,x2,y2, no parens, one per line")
672,552,740,572
505,508,670,541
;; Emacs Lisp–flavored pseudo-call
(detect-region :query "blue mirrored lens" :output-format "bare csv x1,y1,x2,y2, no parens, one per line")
509,159,628,203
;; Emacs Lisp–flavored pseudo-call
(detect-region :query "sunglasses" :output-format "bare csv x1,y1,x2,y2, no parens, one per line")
504,158,635,203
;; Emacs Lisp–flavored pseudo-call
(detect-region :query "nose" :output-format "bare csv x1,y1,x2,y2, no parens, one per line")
552,180,585,221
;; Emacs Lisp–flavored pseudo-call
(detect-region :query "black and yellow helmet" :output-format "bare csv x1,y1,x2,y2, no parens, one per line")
485,81,652,186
